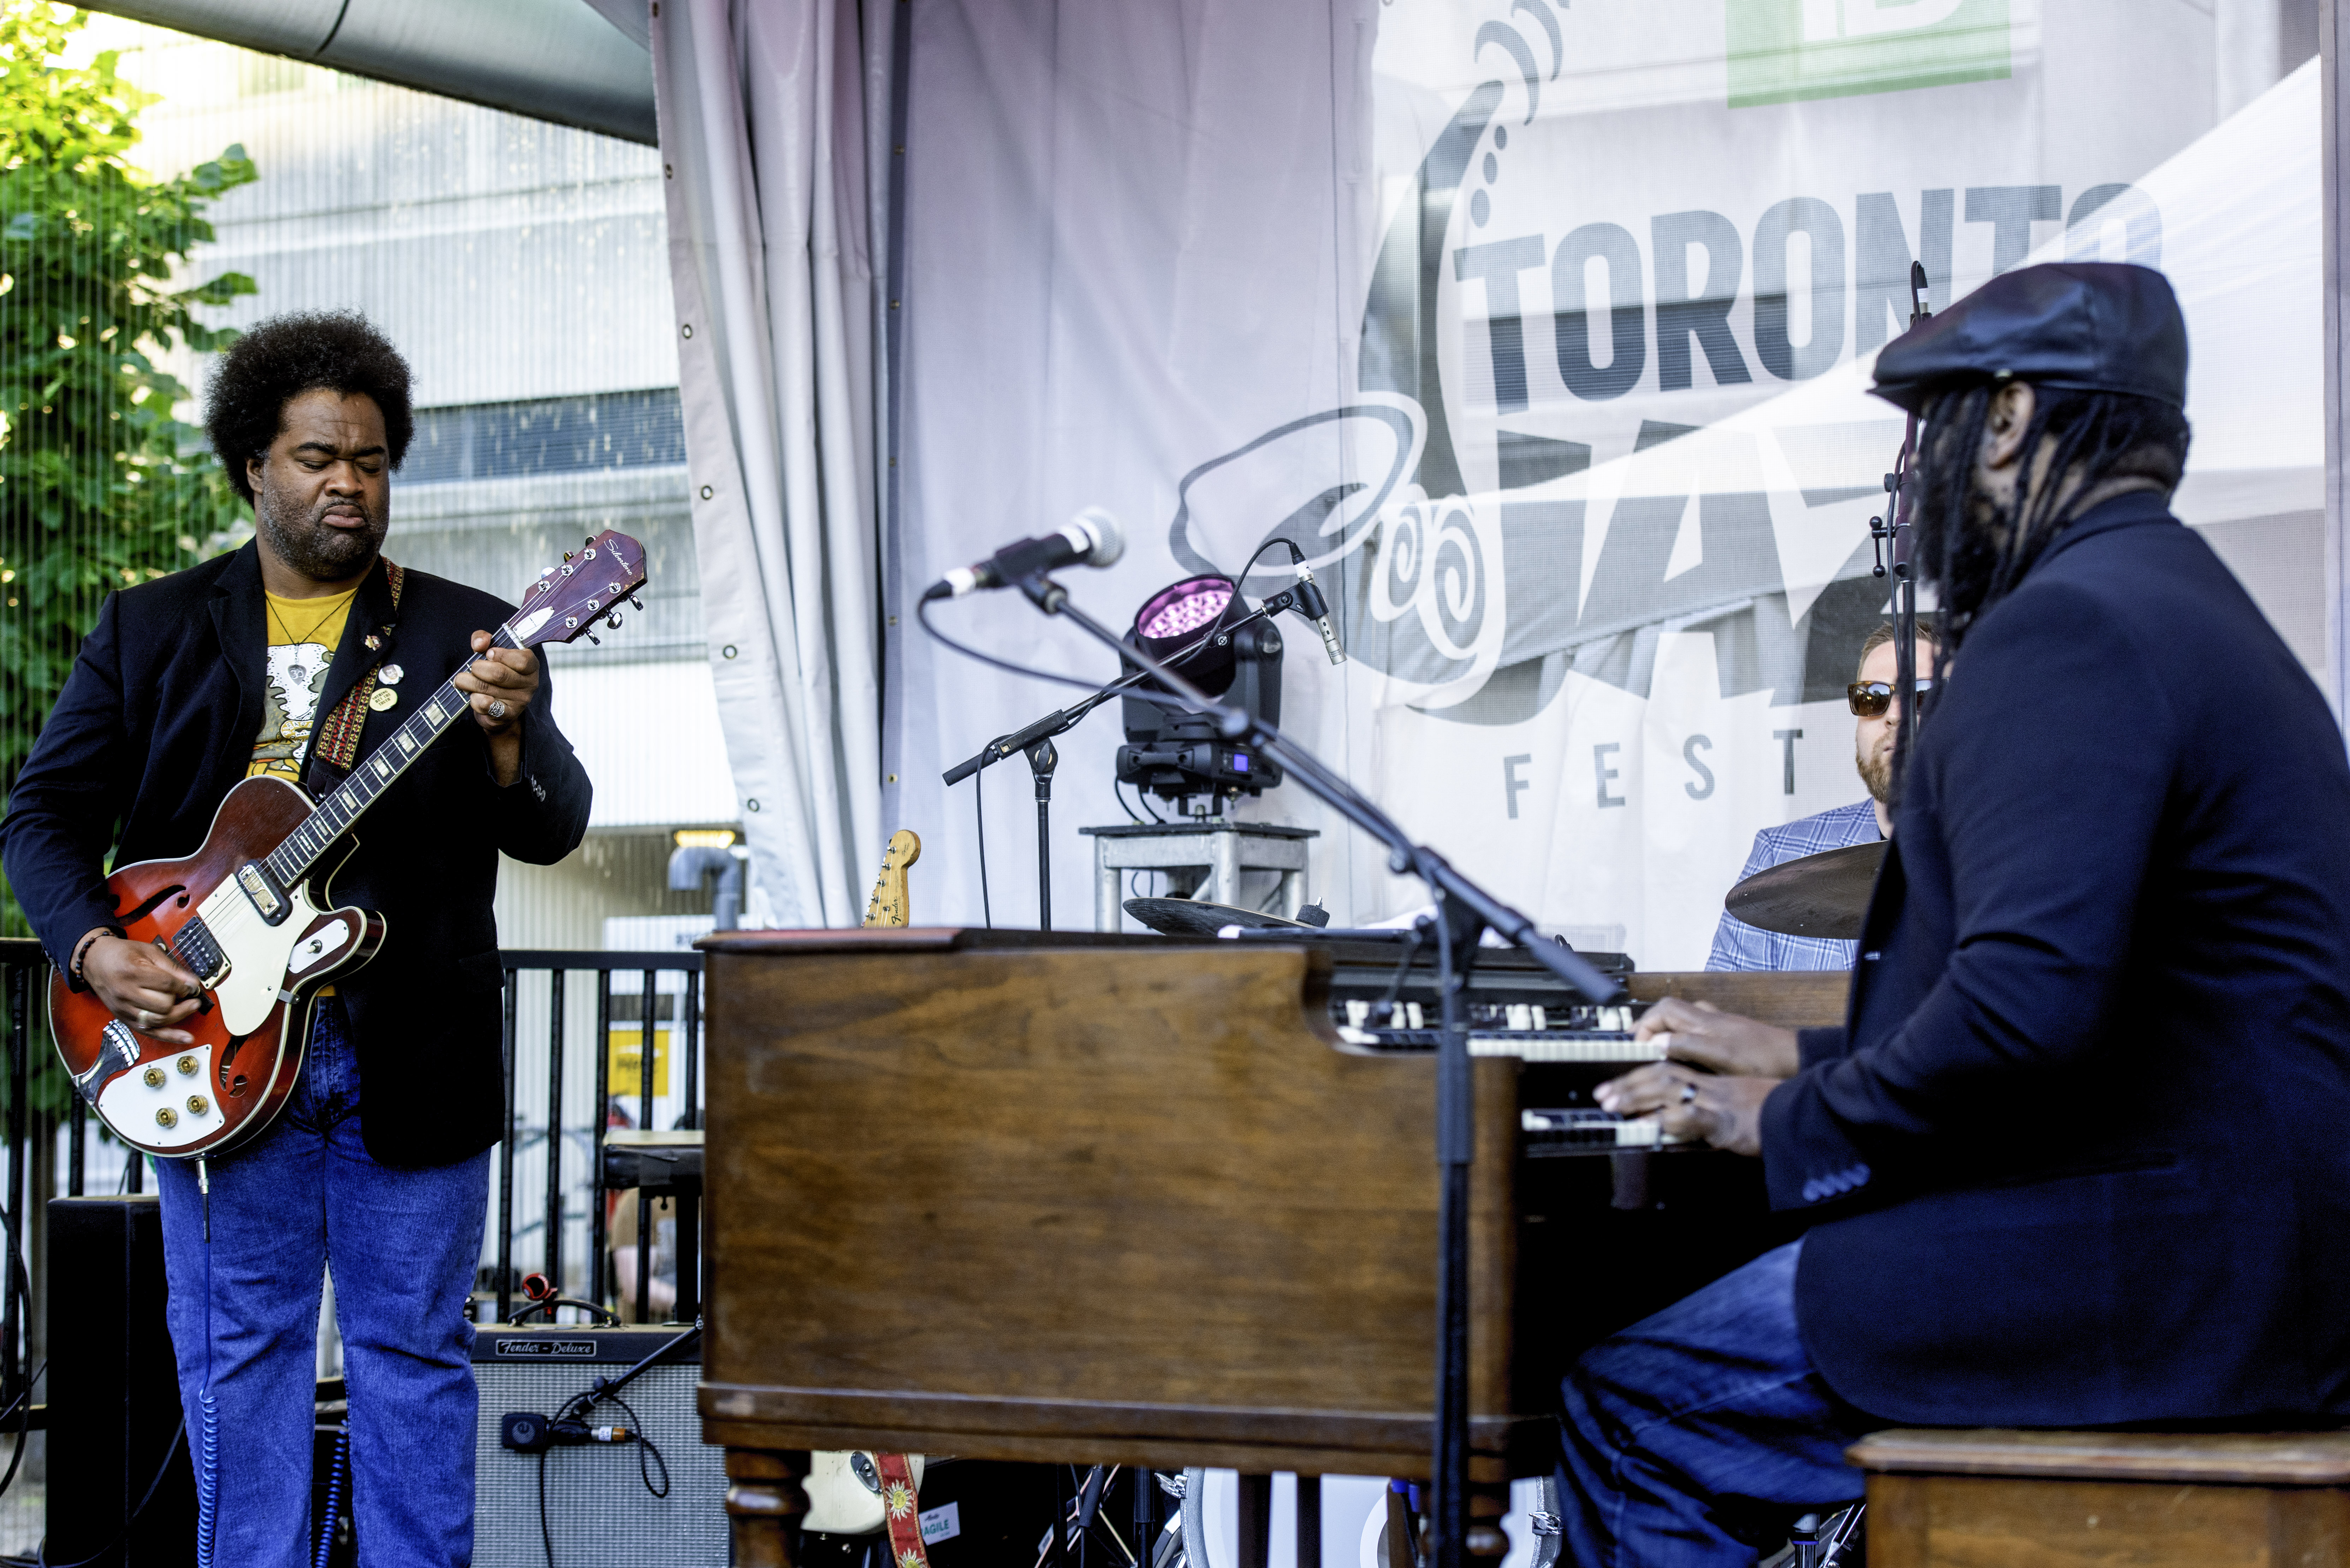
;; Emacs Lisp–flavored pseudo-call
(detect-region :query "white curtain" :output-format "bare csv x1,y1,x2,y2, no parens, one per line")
651,0,885,926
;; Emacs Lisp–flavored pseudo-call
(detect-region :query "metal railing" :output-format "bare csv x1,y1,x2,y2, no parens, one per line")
493,950,707,1327
0,938,42,1429
0,941,708,1426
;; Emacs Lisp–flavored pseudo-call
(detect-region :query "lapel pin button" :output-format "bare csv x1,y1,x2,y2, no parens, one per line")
378,663,404,687
368,687,398,712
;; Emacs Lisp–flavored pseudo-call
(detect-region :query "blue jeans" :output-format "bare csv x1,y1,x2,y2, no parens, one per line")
155,998,491,1568
1557,1240,1876,1567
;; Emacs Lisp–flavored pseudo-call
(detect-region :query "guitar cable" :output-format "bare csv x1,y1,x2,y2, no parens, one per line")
195,1158,220,1568
527,1328,695,1567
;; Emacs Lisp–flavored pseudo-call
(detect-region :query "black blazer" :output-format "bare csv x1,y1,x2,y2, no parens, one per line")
1761,491,2350,1426
1,543,591,1167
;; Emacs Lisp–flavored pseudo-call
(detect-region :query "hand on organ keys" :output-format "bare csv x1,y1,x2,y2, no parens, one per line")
1633,996,1801,1078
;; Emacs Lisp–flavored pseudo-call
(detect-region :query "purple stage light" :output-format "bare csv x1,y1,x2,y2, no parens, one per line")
1135,577,1235,643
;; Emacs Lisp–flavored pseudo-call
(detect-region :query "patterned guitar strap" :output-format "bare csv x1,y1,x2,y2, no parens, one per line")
307,560,405,788
875,1451,933,1568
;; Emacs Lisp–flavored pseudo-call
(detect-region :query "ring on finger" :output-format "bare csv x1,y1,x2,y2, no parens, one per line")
487,699,509,721
1678,1081,1699,1104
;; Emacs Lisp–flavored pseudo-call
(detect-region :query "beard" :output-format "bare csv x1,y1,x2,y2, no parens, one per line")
255,483,388,582
1856,737,1893,806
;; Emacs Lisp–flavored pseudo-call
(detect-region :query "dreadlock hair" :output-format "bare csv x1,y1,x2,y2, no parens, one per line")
203,311,414,503
1909,380,2189,653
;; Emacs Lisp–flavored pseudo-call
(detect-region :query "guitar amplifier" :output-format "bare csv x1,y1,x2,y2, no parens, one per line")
470,1324,723,1567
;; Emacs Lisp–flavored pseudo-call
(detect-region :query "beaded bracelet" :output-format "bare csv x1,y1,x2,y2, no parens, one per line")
68,928,117,983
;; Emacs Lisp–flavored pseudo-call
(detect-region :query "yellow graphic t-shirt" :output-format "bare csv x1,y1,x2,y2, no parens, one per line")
249,587,358,782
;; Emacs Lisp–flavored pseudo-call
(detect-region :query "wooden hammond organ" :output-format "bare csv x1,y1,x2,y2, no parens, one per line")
695,927,1844,1563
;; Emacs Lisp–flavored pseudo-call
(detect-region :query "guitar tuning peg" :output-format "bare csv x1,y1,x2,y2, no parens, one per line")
563,551,574,562
586,631,601,645
630,596,644,611
605,613,622,630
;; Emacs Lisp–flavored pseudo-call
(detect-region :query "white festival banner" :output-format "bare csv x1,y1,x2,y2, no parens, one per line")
897,0,2317,966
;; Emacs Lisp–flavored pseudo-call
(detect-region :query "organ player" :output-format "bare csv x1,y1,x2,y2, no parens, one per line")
1705,620,1941,971
1575,262,2350,1564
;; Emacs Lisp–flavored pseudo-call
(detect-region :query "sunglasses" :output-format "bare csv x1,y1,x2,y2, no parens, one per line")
1847,678,1936,718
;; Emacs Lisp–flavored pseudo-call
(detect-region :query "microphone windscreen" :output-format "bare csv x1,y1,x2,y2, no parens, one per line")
1071,507,1126,568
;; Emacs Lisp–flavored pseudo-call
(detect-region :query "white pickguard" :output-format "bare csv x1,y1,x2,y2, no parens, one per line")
196,879,328,1034
287,917,352,976
95,1042,227,1152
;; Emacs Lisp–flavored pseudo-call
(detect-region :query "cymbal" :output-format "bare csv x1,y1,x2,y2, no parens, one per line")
1724,839,1887,940
1124,897,1310,936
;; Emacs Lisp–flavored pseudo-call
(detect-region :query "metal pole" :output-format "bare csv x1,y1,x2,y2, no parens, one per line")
545,968,566,1307
1430,900,1472,1568
682,966,701,1123
591,969,612,1311
679,965,702,1322
2325,0,2350,728
1027,737,1058,930
499,965,518,1323
3,966,25,1404
67,1082,85,1199
636,967,655,1323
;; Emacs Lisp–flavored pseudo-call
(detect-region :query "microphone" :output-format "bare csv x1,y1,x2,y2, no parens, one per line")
1291,561,1346,665
924,508,1125,601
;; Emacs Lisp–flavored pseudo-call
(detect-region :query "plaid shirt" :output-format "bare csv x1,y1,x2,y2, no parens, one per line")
1705,799,1883,972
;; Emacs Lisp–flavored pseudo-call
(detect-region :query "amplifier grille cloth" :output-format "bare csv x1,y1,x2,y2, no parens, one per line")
471,1358,726,1567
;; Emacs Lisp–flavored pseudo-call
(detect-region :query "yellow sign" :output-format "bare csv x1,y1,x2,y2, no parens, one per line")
607,1024,670,1098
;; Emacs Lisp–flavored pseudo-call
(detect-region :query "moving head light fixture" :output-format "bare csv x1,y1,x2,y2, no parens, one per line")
1116,574,1287,812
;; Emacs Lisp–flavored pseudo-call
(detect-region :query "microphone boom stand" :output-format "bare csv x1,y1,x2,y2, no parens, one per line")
1027,737,1057,930
942,672,1149,932
1006,571,1625,1568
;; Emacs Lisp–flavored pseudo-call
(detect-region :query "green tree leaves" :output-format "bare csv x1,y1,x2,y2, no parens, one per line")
0,3,260,927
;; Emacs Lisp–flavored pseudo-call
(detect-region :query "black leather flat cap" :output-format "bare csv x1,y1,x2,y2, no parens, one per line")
1871,262,2188,414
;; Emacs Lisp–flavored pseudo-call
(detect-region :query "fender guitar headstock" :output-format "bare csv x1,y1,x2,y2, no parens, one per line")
862,830,921,929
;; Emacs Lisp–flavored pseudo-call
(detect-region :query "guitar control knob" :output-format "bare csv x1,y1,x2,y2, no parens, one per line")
155,1107,177,1129
186,1096,209,1117
142,1067,166,1089
176,1055,197,1075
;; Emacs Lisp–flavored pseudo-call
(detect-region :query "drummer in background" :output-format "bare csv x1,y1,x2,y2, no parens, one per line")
1704,620,1939,970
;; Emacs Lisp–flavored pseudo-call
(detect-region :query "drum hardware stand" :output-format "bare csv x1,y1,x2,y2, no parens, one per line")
1869,260,1934,799
1003,572,1626,1568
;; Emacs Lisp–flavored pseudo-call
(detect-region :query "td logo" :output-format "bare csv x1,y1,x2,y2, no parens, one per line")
1728,0,2011,107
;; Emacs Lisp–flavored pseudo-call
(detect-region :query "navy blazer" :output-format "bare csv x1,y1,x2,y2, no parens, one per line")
1761,490,2350,1427
1,543,591,1168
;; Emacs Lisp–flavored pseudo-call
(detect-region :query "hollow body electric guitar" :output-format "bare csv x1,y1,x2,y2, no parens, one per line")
50,531,649,1161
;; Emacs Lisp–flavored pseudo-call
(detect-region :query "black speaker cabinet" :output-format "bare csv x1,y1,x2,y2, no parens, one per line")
470,1323,721,1567
47,1195,196,1567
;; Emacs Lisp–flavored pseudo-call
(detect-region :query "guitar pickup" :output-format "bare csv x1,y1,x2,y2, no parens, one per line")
170,920,231,988
235,863,292,926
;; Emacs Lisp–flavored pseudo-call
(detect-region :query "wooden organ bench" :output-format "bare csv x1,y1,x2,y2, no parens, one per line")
1847,1427,2350,1567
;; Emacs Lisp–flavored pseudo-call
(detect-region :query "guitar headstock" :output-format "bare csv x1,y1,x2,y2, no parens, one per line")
507,530,651,650
861,829,922,929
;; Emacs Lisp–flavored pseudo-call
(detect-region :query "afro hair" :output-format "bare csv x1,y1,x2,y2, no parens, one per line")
203,311,415,502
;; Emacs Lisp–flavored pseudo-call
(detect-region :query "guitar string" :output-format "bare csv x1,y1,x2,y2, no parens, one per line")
171,548,639,976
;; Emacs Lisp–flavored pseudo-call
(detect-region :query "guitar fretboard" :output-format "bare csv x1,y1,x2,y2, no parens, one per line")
262,625,523,886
